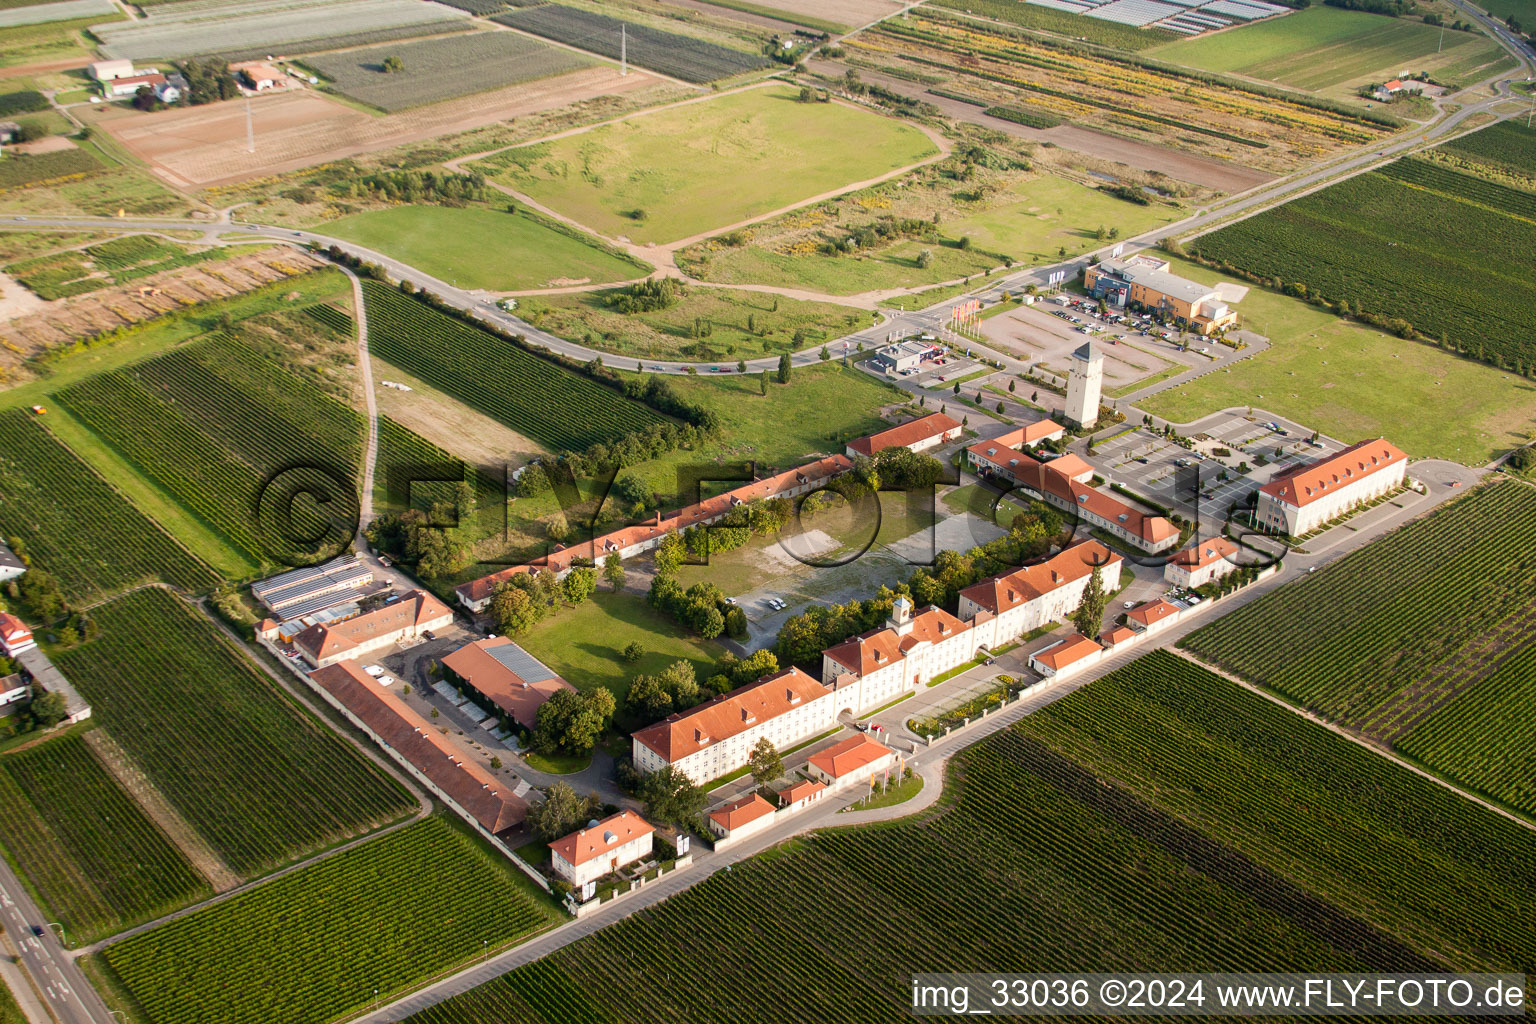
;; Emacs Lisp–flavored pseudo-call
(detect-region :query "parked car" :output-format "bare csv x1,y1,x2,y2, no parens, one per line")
422,630,436,641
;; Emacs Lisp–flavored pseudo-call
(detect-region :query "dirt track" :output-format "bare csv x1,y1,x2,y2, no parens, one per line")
87,67,668,189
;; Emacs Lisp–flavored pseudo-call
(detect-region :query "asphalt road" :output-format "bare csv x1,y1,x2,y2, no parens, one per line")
0,855,115,1024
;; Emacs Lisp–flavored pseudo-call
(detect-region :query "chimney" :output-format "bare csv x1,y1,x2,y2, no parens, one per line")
1051,571,1061,583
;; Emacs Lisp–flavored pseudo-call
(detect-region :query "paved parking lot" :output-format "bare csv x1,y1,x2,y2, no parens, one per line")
1091,411,1348,521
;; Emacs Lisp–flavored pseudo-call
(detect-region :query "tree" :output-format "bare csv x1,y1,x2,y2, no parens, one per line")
748,737,784,788
491,584,539,635
532,688,615,755
382,55,404,73
621,641,644,662
561,566,597,605
1008,379,1016,393
915,248,933,269
517,463,549,497
737,359,747,372
525,782,601,842
603,552,626,592
777,352,792,385
819,346,830,361
759,369,768,396
638,765,706,829
29,691,67,729
653,532,686,576
953,381,961,395
1071,566,1108,637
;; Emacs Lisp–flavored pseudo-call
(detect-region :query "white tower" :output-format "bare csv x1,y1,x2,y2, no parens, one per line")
1064,341,1104,429
888,595,914,635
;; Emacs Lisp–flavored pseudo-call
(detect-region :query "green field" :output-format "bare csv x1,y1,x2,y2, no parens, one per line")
526,284,869,359
681,174,1181,297
323,205,649,292
0,410,221,601
98,818,559,1024
0,734,210,944
515,591,723,702
1150,7,1507,92
55,588,414,876
1139,252,1536,465
1184,483,1536,817
474,84,939,244
398,650,1536,1023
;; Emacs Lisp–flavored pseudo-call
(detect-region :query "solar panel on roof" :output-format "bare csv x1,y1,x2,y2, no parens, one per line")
487,642,559,684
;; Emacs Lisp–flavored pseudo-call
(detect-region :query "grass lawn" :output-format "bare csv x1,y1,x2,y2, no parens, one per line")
843,773,922,812
1138,254,1536,465
523,749,592,774
473,84,938,244
618,362,900,503
523,284,871,360
683,174,1180,297
1148,7,1507,93
515,591,722,699
322,204,649,292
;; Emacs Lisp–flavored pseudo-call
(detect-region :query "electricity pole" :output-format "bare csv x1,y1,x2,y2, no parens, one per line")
620,25,627,76
245,97,254,154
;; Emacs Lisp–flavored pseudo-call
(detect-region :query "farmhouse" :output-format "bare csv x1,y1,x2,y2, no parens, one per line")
0,543,27,583
105,73,168,100
1165,537,1240,587
440,637,575,730
457,454,851,612
845,412,962,459
631,667,836,784
310,660,525,834
549,810,655,887
1085,255,1238,335
821,597,976,713
1255,439,1408,536
966,439,1177,552
707,793,776,842
1029,634,1103,678
89,59,135,82
805,733,896,791
232,62,285,91
957,540,1124,643
285,590,453,669
0,613,35,657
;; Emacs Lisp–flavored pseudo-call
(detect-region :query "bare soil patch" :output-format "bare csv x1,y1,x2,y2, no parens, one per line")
88,67,666,189
371,358,547,469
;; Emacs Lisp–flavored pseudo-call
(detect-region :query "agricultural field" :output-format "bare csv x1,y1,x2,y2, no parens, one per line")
0,409,220,601
97,818,560,1024
54,588,414,876
852,10,1400,173
472,83,939,244
304,31,591,112
1137,252,1536,465
210,20,475,62
1185,130,1536,372
55,333,365,568
1184,483,1536,817
1148,6,1509,94
1435,117,1536,189
522,284,868,360
0,15,106,69
678,170,1183,296
92,0,470,61
0,978,20,1024
928,0,1178,49
362,280,669,453
0,145,102,194
323,204,648,291
399,650,1536,1023
490,4,771,83
0,734,210,944
5,234,223,301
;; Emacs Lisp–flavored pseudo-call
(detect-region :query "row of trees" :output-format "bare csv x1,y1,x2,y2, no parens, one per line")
489,565,599,636
623,648,780,728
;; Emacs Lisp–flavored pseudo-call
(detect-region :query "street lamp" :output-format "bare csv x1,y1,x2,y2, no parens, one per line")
47,921,65,946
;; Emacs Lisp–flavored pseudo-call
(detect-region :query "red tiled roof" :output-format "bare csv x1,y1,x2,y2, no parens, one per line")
1104,625,1137,646
959,540,1120,616
440,637,574,730
779,780,826,806
294,590,451,661
1170,537,1239,570
823,606,970,677
806,733,894,779
1259,439,1407,509
457,455,852,604
1127,599,1179,627
310,661,525,832
1020,419,1065,443
631,667,830,762
967,444,1176,545
1047,453,1094,481
0,613,31,645
709,793,775,831
846,412,961,457
549,810,654,867
111,73,167,88
1032,634,1102,670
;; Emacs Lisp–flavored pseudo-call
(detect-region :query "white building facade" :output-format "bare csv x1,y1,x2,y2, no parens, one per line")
1063,341,1103,429
1255,439,1407,536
